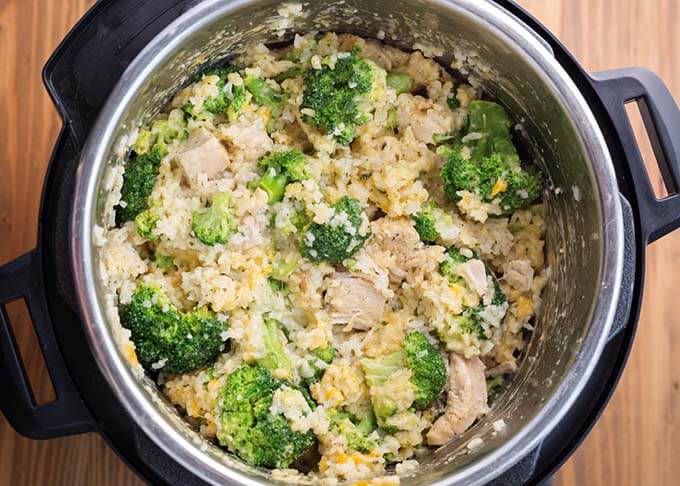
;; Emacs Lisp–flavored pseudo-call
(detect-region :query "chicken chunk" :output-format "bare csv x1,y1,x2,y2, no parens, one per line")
503,259,535,293
177,128,230,190
427,354,487,446
396,95,453,145
370,217,446,284
455,259,489,298
221,117,273,161
371,217,421,255
324,273,386,331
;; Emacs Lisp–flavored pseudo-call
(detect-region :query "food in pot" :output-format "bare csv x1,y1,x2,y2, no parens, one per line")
97,32,548,482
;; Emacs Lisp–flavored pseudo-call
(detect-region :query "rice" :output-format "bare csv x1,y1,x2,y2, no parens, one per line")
98,32,547,483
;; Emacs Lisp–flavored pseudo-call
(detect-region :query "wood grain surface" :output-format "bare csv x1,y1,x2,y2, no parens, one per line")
0,0,678,484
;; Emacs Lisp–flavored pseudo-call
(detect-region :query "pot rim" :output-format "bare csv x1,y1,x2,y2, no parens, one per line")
70,0,624,484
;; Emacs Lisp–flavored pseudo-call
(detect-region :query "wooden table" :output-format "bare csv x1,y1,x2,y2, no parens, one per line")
1,1,678,484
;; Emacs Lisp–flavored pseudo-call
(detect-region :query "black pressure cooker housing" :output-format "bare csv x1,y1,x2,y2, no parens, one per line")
1,0,679,484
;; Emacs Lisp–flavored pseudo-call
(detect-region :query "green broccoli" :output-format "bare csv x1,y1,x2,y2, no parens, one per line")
244,75,287,133
120,285,227,373
486,375,504,402
327,409,378,454
300,51,386,144
304,345,336,386
250,149,307,203
439,146,542,215
446,95,460,111
273,65,306,83
134,209,158,240
385,106,399,130
257,317,293,378
361,331,446,429
217,364,316,469
432,132,461,145
386,71,412,94
412,202,454,244
184,66,246,121
271,252,301,279
153,251,174,270
268,277,287,293
413,211,438,244
300,196,369,264
191,193,236,246
117,115,189,224
465,100,517,160
116,144,167,224
438,100,542,215
438,247,508,341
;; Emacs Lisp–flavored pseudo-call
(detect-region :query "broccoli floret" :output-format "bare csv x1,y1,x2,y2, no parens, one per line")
271,252,300,279
412,202,457,244
439,146,542,215
117,114,188,224
386,71,412,94
257,317,293,378
446,95,460,111
465,100,517,160
251,149,307,203
273,65,306,83
153,251,174,270
413,211,438,243
120,285,227,373
385,106,399,130
438,100,542,215
268,277,287,293
134,209,158,240
244,75,287,133
327,410,378,454
300,196,369,264
217,364,316,469
432,132,460,145
313,345,335,365
300,51,385,144
116,144,167,224
361,331,446,428
191,193,236,246
304,345,336,386
186,66,246,121
438,247,508,341
486,375,504,402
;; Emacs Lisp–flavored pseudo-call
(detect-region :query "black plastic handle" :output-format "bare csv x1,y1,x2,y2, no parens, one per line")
0,250,93,439
591,68,680,243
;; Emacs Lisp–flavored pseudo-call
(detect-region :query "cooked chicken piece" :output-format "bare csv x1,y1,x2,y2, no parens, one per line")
402,245,447,285
324,273,386,331
455,259,489,298
222,117,273,160
486,360,517,377
371,217,421,255
177,128,230,189
370,217,446,284
503,259,535,293
427,354,487,446
396,95,453,145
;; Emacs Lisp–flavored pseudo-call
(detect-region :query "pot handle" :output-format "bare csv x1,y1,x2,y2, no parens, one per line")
0,250,94,439
591,68,680,243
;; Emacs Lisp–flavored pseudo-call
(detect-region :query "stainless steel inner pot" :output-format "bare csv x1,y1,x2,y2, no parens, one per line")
71,0,625,484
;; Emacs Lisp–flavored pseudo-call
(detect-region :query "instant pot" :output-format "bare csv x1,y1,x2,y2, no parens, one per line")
1,0,679,484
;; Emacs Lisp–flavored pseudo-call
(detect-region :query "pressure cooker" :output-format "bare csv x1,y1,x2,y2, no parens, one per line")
1,1,679,484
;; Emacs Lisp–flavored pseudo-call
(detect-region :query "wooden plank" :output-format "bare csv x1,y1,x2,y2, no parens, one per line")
0,1,677,484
